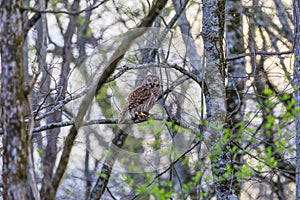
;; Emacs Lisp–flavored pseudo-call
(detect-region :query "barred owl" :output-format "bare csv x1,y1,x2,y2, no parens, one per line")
118,74,160,123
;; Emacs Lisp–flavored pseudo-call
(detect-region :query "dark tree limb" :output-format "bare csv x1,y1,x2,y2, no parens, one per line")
88,125,130,200
226,50,293,61
22,0,108,16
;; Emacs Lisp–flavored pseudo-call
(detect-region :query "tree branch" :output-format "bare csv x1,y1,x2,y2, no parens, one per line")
226,50,293,61
32,115,199,135
22,0,108,16
108,63,202,84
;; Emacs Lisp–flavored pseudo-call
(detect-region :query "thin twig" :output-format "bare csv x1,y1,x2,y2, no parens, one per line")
227,50,293,61
22,0,108,16
108,63,202,84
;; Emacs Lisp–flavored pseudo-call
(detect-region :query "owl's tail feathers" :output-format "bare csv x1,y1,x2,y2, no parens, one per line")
118,109,128,124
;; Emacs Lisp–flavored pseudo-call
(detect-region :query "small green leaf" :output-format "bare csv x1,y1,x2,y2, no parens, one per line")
231,146,237,153
37,149,43,155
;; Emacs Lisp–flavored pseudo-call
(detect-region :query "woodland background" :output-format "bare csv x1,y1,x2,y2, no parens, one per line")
0,0,298,199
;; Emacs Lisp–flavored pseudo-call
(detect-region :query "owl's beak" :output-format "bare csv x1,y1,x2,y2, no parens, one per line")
151,83,155,87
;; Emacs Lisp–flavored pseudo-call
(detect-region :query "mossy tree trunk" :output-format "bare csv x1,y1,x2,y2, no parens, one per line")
0,0,27,199
202,0,238,199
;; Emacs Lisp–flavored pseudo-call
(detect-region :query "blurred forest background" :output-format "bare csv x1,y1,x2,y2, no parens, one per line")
0,0,297,199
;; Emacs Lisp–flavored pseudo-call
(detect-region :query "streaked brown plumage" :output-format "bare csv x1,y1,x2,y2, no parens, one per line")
118,74,160,123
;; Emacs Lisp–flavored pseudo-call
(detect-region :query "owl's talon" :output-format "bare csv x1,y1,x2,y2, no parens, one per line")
132,111,150,121
140,112,148,118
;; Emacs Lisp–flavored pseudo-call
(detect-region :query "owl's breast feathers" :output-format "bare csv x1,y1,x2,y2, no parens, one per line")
128,86,151,108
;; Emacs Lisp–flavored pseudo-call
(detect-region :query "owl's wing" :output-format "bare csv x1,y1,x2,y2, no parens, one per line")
127,85,151,108
118,85,149,123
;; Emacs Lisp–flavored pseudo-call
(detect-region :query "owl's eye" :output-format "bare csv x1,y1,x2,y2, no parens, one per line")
147,78,152,82
153,78,158,82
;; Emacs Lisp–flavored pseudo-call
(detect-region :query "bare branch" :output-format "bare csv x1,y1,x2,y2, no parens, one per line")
108,63,202,85
226,50,293,61
22,0,108,16
32,115,199,135
24,89,40,200
33,89,87,120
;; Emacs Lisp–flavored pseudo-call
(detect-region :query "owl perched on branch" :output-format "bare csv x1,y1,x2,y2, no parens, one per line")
118,74,160,123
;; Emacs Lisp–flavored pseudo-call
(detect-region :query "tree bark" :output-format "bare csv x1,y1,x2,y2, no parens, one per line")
0,0,27,199
202,0,238,199
294,0,300,198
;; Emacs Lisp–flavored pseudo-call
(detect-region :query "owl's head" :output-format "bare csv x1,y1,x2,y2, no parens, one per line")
143,74,160,88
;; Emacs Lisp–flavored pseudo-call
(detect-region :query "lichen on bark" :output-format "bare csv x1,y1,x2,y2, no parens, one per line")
0,0,27,199
202,0,238,199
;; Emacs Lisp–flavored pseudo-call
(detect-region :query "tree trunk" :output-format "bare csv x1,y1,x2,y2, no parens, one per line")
202,0,237,199
0,0,27,199
294,0,300,198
